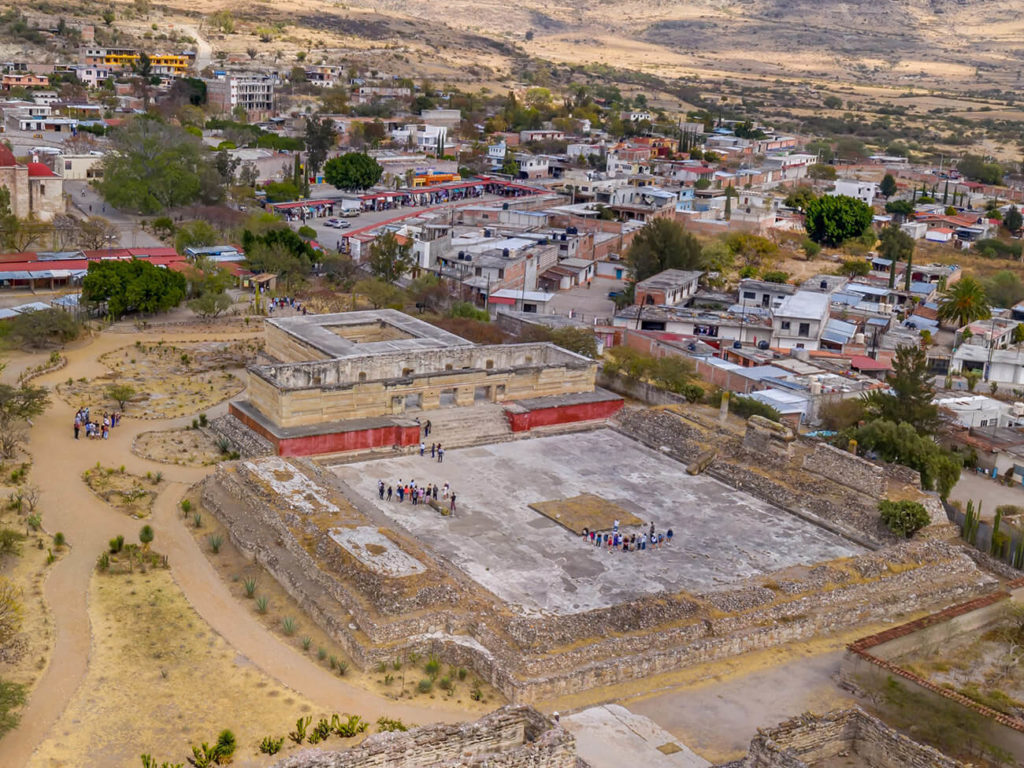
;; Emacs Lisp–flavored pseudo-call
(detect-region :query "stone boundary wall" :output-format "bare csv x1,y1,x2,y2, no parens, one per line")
596,370,692,408
201,459,997,704
802,442,887,499
732,708,965,768
841,579,1024,765
18,353,66,384
272,706,578,768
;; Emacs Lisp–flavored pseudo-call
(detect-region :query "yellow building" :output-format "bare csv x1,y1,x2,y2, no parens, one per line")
149,54,190,77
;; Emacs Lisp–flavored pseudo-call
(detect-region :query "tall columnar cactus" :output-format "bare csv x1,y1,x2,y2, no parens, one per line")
963,500,975,543
992,508,1003,556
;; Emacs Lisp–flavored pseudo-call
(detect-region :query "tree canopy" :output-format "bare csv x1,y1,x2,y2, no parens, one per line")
3,308,82,350
98,117,220,214
625,218,704,284
804,194,874,246
878,224,914,289
865,344,939,434
303,115,335,179
367,231,414,283
82,259,187,319
956,154,1003,185
323,152,383,191
879,173,897,198
937,275,991,328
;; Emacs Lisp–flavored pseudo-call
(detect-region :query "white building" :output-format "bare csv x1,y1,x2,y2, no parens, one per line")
514,153,548,180
391,124,447,153
934,395,1012,429
738,278,796,310
829,179,878,206
206,74,275,119
772,291,830,350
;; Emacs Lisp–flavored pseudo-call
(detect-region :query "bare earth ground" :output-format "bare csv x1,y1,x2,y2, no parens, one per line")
2,328,482,768
81,465,166,519
132,427,231,467
27,569,324,768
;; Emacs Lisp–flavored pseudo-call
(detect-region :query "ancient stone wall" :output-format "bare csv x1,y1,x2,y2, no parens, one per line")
201,459,997,704
802,442,886,499
273,706,578,768
742,415,794,460
731,709,965,768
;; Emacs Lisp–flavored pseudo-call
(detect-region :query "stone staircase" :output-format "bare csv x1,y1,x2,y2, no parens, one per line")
422,402,513,450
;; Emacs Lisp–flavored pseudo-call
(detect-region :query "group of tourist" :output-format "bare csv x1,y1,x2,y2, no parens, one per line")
581,521,673,552
419,441,445,462
267,296,307,315
378,478,457,513
73,406,122,440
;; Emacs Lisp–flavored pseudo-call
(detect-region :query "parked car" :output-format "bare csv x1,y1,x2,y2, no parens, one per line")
325,218,345,228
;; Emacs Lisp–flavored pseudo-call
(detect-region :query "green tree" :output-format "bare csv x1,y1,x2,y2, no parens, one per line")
134,52,152,78
625,218,704,284
884,199,915,220
1003,205,1023,232
879,499,931,538
879,173,897,198
354,278,404,309
783,185,817,211
878,224,914,289
303,115,335,179
263,181,299,203
101,7,115,25
864,344,939,433
808,163,838,181
957,154,1003,185
5,309,81,350
0,384,49,458
82,259,187,319
323,152,383,191
73,216,120,250
804,194,873,246
851,420,960,498
98,118,216,214
188,292,232,318
984,270,1024,309
106,384,136,410
838,259,871,277
173,220,218,255
366,231,414,283
937,275,992,328
501,151,519,177
139,524,154,550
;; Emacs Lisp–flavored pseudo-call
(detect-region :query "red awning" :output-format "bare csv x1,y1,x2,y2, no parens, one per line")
488,296,515,305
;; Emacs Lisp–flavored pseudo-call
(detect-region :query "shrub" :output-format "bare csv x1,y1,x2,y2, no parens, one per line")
97,552,110,572
258,735,284,755
108,535,125,555
53,532,66,549
0,529,24,557
312,717,331,741
180,499,192,515
424,654,440,678
255,596,268,614
215,730,236,762
448,301,490,321
332,713,367,737
728,394,782,423
337,661,348,675
457,666,468,681
242,577,257,597
301,636,311,651
208,534,223,554
192,512,202,528
879,499,931,538
289,716,311,744
438,675,453,691
198,413,208,427
282,616,296,635
417,678,433,693
318,646,327,660
376,716,408,732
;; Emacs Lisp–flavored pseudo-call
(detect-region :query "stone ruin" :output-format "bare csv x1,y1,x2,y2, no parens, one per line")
272,706,581,768
742,414,796,460
199,444,996,704
715,708,966,768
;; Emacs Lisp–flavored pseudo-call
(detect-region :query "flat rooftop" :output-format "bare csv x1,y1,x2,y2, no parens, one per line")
333,429,862,616
267,309,473,360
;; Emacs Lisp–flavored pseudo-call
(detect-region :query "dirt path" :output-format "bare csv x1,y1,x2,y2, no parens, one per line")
3,328,468,767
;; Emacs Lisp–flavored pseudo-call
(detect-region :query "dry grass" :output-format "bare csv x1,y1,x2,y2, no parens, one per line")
132,428,232,467
56,341,255,420
26,569,322,768
81,465,164,518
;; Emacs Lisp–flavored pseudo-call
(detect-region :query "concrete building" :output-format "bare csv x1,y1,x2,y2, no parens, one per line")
0,144,65,222
934,395,1012,429
737,278,795,310
773,291,830,350
206,73,275,120
391,124,447,154
634,269,702,306
829,179,878,205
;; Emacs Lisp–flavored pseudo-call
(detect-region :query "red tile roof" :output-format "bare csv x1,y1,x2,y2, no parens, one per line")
26,162,56,178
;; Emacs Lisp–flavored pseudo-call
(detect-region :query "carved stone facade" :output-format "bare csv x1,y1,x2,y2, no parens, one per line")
0,144,65,222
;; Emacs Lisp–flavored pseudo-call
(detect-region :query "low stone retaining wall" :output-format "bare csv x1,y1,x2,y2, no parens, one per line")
200,456,996,705
273,706,576,768
802,442,887,498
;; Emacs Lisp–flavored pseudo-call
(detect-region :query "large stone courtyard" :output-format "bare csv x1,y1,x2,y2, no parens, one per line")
332,429,863,615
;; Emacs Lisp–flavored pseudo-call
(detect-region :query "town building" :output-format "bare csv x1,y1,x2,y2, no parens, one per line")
0,144,64,222
206,73,275,120
773,291,831,350
829,179,878,205
634,269,702,306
